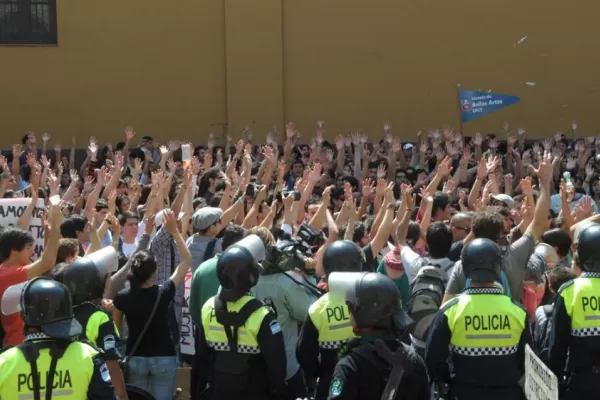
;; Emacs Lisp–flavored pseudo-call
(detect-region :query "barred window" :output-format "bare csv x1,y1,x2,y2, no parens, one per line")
0,0,57,44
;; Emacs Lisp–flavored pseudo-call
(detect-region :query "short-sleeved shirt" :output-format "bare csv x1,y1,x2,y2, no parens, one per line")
399,246,454,285
113,280,177,357
445,233,535,301
0,265,28,347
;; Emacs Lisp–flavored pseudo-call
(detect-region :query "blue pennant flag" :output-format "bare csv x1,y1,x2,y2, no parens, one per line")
459,89,520,123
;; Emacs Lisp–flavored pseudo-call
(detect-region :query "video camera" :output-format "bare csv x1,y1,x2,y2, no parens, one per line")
261,224,324,275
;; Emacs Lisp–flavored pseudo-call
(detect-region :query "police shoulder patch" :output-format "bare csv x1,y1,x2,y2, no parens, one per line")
103,334,116,351
99,363,111,383
330,376,344,397
269,319,281,335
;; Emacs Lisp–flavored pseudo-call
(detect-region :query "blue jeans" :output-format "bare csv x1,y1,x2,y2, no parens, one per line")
127,356,179,399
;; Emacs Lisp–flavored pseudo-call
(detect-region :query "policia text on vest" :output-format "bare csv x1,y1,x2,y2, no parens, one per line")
326,306,350,325
464,314,511,331
17,369,72,393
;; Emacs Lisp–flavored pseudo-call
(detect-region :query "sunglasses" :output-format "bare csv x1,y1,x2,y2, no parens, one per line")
454,226,471,234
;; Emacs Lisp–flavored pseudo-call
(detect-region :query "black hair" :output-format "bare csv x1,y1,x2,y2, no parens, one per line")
432,192,450,217
209,193,222,208
128,250,157,289
406,221,421,248
426,222,453,258
119,211,139,226
193,197,207,210
222,224,247,251
197,166,220,197
95,199,108,212
541,228,572,258
0,228,35,262
59,215,87,239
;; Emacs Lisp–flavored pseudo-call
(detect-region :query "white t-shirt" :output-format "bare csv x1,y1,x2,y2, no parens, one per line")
121,241,137,257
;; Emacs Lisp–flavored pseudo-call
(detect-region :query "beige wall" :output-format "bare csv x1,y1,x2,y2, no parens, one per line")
2,0,600,148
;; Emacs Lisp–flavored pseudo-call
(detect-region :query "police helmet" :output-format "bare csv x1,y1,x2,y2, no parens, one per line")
323,240,365,276
462,238,502,282
331,272,412,332
20,277,82,339
576,223,600,272
217,234,266,302
62,247,118,305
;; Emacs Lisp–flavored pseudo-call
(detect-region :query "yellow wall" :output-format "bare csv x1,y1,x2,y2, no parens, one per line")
2,0,600,147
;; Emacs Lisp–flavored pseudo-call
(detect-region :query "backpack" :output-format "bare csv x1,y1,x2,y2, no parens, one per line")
407,264,445,342
535,304,554,365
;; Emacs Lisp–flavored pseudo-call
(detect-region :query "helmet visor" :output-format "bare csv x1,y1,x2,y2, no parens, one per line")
86,247,119,274
328,272,367,305
1,281,27,315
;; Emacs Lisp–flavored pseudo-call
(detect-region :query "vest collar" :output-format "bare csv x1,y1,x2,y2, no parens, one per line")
581,272,600,278
464,287,504,295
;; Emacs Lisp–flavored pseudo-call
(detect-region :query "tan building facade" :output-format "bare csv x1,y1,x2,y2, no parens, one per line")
1,0,599,147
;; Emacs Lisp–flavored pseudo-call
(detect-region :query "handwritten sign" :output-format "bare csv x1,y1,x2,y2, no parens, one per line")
180,270,195,355
0,198,46,261
525,344,558,400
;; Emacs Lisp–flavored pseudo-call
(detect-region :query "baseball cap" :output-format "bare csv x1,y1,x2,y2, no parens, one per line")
192,207,223,232
491,194,515,209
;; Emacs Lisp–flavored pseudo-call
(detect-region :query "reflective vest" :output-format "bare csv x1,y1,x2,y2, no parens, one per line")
0,341,99,399
201,295,270,354
83,310,120,343
308,293,356,350
444,288,526,356
559,274,600,338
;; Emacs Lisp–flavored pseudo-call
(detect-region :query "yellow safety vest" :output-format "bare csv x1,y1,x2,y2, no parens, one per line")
0,341,100,399
308,292,356,350
84,310,120,343
444,288,526,356
559,275,600,337
201,295,270,354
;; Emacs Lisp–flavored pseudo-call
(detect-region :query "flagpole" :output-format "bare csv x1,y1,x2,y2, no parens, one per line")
456,85,464,135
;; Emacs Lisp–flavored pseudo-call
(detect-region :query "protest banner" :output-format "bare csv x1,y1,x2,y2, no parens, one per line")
458,88,520,123
0,198,46,261
524,344,558,400
180,270,195,355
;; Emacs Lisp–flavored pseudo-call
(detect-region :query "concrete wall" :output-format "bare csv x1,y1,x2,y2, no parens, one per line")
2,0,600,147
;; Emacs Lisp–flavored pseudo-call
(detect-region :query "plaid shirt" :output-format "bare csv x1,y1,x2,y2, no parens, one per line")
150,226,184,304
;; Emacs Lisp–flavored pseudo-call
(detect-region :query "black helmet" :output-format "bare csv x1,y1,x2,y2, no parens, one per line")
577,223,600,272
20,277,82,339
323,240,364,276
462,238,502,282
344,272,412,331
217,234,266,302
62,257,108,305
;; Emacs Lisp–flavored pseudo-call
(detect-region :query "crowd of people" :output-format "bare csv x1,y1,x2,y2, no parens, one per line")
0,122,599,400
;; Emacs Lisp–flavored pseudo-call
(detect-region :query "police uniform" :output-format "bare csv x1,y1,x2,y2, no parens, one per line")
425,238,531,400
73,302,120,362
327,272,430,400
297,292,356,400
193,234,287,400
549,223,600,399
58,248,122,362
426,287,530,400
0,336,115,400
0,276,115,400
297,240,363,400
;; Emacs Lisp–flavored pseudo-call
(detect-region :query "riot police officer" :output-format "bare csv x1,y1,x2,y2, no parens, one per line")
194,234,287,400
326,272,430,400
56,247,128,400
549,223,600,399
296,240,363,400
425,238,532,400
0,276,115,399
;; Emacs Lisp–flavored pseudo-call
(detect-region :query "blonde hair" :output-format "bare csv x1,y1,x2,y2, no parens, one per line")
247,226,276,247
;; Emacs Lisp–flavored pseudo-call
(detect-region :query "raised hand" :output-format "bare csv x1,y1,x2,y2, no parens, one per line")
383,122,391,134
488,138,498,150
335,134,345,150
42,133,50,143
517,128,526,136
362,178,375,198
532,150,554,185
286,122,296,139
554,132,563,143
473,132,483,146
377,164,387,179
437,156,453,177
124,125,136,141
